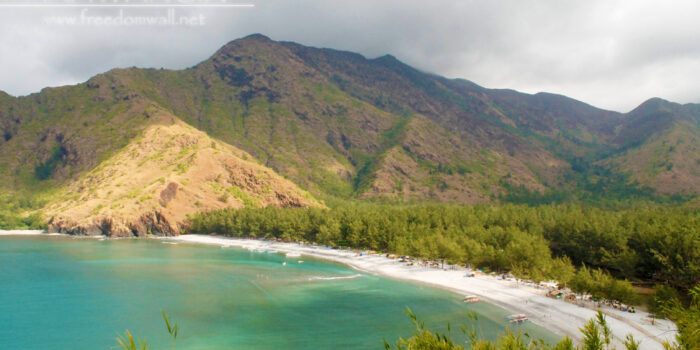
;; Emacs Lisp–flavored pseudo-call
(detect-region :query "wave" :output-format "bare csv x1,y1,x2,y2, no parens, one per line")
309,274,364,281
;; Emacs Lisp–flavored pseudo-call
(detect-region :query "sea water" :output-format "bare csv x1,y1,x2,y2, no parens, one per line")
0,236,560,349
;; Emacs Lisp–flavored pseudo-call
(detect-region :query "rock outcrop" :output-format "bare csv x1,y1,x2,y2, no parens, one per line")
47,211,178,237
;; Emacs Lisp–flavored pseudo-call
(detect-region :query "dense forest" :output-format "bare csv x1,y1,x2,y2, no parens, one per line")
188,204,699,303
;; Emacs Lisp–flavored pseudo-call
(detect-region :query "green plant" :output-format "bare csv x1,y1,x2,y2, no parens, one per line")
384,309,642,350
115,311,179,350
580,311,612,350
383,308,464,350
162,310,179,349
649,284,679,318
661,284,700,350
116,330,150,350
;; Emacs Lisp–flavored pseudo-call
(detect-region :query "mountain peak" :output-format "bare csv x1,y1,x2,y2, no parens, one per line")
210,34,281,63
631,97,675,113
375,54,397,61
241,33,273,42
373,54,402,67
643,97,671,105
223,33,275,47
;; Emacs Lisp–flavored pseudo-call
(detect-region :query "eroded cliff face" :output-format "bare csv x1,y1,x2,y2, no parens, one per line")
43,113,319,237
47,210,179,237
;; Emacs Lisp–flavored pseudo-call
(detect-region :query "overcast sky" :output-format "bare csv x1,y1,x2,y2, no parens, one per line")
0,0,698,112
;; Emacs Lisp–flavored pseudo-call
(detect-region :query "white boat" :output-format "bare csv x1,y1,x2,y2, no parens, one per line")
506,314,528,324
509,317,529,324
286,252,302,258
462,295,480,303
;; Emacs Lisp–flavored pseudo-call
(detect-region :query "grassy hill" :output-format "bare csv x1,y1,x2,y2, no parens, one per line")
0,34,698,233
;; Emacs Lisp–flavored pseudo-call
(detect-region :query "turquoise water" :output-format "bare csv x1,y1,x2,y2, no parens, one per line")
0,236,560,349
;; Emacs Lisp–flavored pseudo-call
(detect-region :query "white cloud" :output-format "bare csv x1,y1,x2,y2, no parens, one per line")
0,0,698,112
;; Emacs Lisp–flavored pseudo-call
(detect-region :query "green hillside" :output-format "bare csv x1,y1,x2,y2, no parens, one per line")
0,33,698,232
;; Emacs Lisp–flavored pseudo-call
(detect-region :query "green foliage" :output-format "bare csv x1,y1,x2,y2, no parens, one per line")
649,284,680,318
384,308,464,350
385,309,641,350
189,203,698,295
499,161,693,208
541,206,699,291
624,335,640,350
116,330,150,350
188,203,575,281
579,311,612,350
162,310,179,350
0,192,47,229
34,146,66,181
661,284,700,350
227,186,259,207
116,311,179,350
552,337,575,350
569,266,640,305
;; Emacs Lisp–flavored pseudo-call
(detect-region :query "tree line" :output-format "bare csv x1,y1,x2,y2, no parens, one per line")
187,203,699,302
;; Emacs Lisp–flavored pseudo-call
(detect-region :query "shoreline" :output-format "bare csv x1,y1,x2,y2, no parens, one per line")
0,230,47,235
0,231,678,349
168,234,677,349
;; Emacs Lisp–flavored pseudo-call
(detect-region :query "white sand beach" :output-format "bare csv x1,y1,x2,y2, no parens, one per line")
0,230,46,236
168,234,679,350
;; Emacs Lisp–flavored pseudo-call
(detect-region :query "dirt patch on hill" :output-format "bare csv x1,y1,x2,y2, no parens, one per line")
45,114,319,236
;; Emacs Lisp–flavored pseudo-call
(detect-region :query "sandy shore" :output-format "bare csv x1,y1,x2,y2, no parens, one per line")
168,234,678,350
0,230,46,235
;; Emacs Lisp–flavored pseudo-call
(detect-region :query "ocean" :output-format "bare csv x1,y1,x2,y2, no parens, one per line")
0,236,560,349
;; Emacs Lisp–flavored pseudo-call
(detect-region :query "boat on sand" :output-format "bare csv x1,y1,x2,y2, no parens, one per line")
462,295,480,303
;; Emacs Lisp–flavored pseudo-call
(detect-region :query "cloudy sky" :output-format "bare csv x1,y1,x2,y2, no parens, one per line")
0,0,698,112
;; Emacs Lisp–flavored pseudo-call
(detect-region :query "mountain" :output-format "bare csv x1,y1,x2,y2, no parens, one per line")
605,98,700,195
0,34,698,234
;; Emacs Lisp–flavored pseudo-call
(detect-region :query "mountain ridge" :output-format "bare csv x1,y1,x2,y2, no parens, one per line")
0,34,698,233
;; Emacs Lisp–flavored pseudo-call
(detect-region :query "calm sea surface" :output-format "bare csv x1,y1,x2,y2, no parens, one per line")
0,236,560,349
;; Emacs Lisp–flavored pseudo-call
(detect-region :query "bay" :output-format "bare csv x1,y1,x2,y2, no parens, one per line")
0,236,560,349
